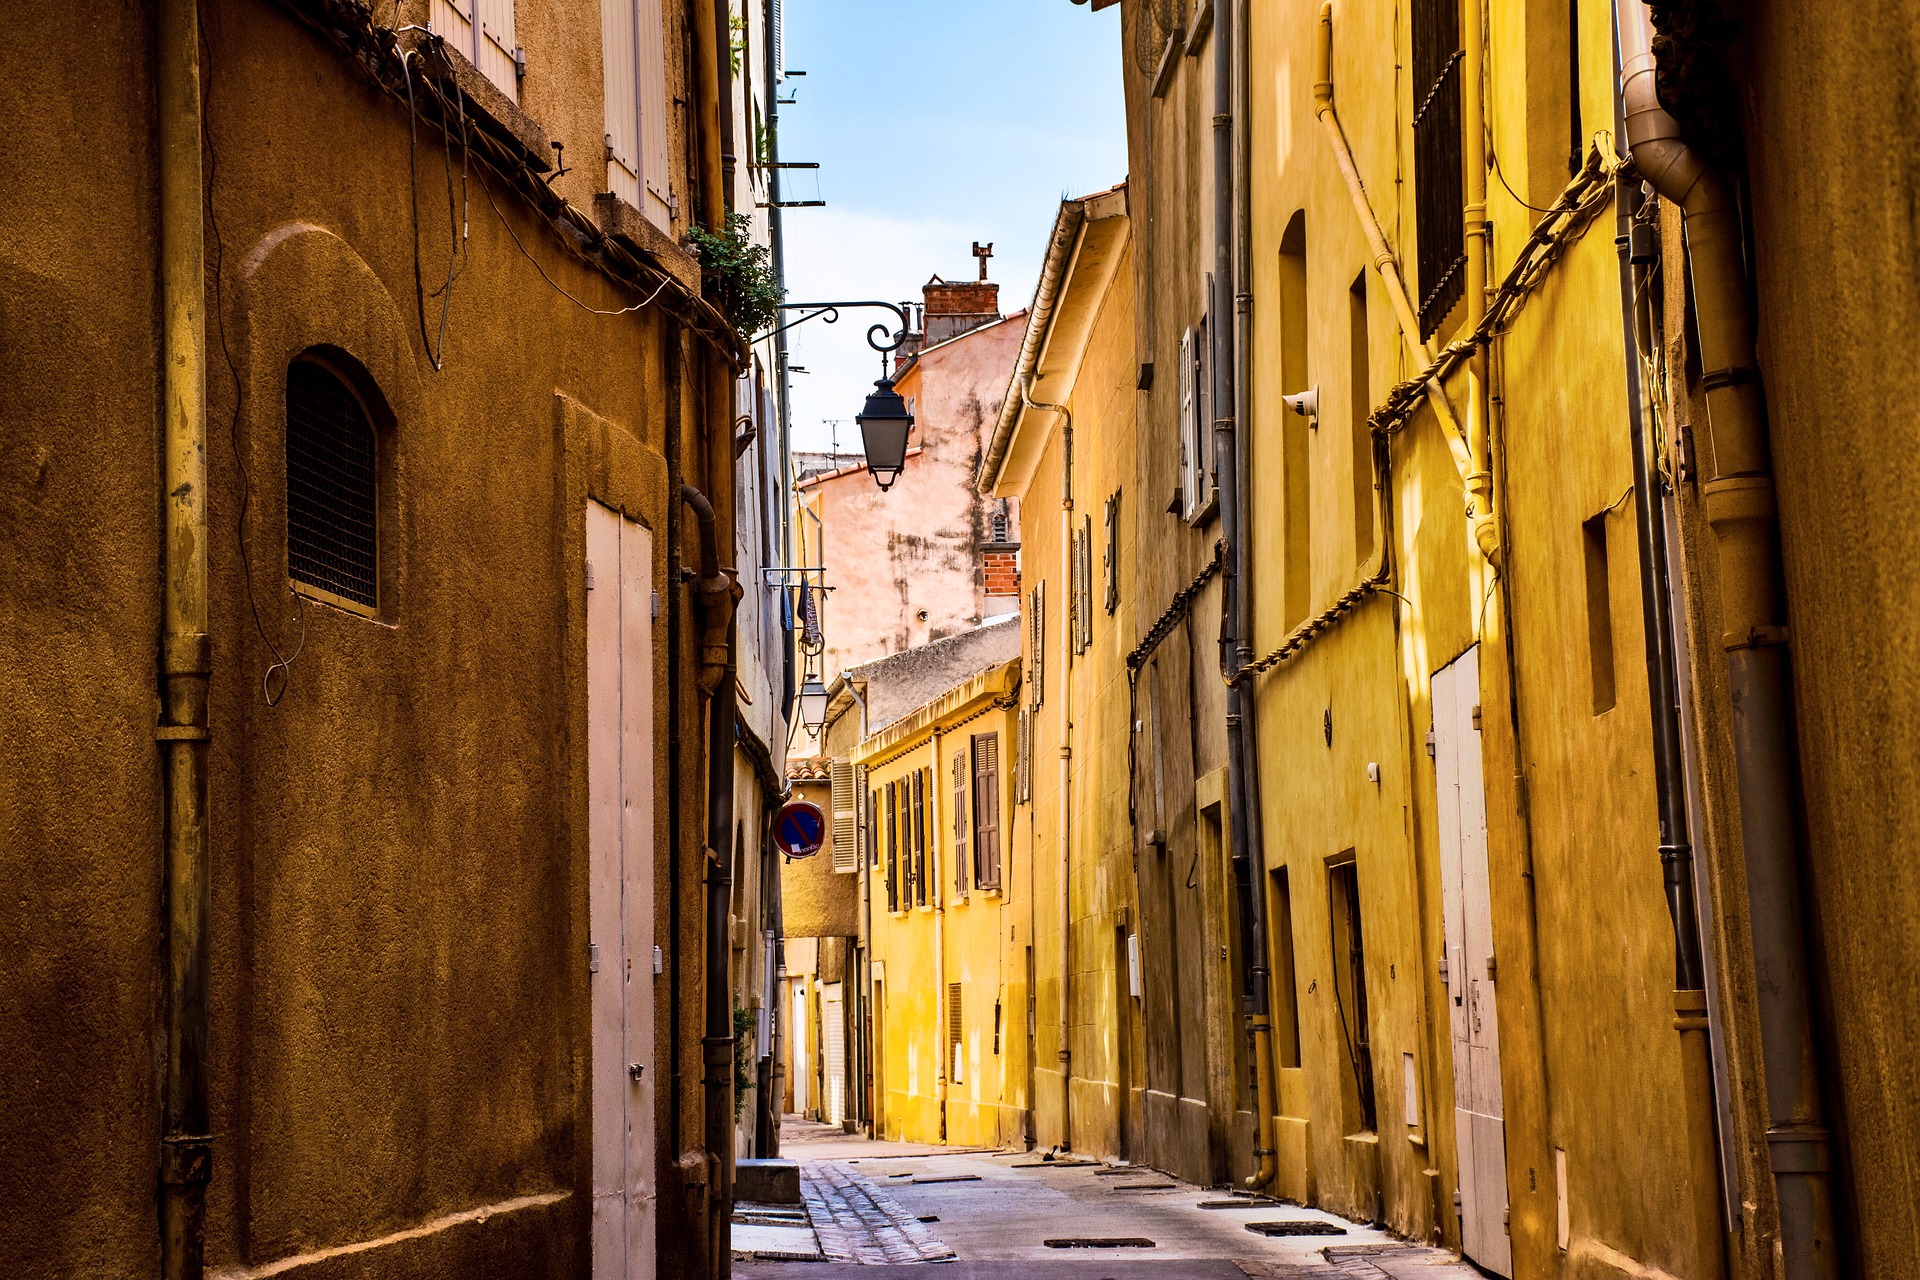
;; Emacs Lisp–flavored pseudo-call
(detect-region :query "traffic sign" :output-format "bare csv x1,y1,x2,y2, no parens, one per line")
774,799,827,859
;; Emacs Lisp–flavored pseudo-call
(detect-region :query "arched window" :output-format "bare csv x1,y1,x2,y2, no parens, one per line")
285,359,379,611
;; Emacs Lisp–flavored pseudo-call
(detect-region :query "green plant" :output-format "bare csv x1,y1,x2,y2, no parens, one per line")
733,1004,756,1120
687,212,782,339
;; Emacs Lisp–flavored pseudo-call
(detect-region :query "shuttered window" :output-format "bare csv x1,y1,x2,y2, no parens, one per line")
829,759,859,872
972,733,1001,890
883,781,898,912
912,769,928,908
286,361,378,613
432,0,519,100
1413,0,1466,336
1103,490,1121,615
602,0,673,228
856,765,872,866
1180,315,1215,523
953,749,971,897
1016,710,1033,805
1028,582,1045,709
948,983,965,1083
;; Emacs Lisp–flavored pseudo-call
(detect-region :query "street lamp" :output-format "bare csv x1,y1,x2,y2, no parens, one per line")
855,376,914,491
799,672,830,734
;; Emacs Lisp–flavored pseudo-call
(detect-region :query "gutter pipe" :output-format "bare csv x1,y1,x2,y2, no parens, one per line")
1211,0,1277,1194
1616,4,1837,1274
1019,374,1074,1153
1459,0,1499,565
683,482,740,1279
1611,28,1728,1280
931,726,949,1142
1311,5,1472,481
158,0,212,1273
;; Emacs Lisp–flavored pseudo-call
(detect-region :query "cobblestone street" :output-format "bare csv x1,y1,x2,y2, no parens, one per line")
735,1123,1487,1278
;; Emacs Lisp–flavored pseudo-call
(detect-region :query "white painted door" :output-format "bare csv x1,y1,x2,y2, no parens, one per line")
791,983,810,1116
822,984,845,1126
588,502,656,1280
1433,646,1512,1277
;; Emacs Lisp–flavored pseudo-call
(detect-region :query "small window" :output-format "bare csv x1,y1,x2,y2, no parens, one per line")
286,360,378,613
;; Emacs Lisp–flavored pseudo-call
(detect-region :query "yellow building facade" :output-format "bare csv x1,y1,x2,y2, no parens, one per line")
854,661,1026,1149
982,186,1163,1169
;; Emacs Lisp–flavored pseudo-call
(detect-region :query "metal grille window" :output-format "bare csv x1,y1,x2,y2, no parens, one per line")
286,360,378,611
948,983,965,1083
1413,0,1466,337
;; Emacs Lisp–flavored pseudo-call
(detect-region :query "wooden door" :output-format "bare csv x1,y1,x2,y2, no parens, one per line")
1433,646,1512,1276
588,502,656,1280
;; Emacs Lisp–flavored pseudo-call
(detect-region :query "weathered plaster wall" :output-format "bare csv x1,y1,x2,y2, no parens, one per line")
0,3,731,1276
805,316,1024,682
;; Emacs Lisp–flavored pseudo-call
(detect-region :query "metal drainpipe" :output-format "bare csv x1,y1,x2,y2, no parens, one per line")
1611,40,1729,1280
157,0,212,1273
1211,0,1277,1194
1616,3,1838,1273
683,482,739,1280
1019,374,1073,1152
1460,0,1499,567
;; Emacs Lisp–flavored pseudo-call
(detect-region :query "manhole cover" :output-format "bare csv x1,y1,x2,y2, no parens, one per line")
1044,1238,1157,1249
1246,1220,1346,1237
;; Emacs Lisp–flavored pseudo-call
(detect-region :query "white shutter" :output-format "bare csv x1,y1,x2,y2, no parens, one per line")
602,0,641,206
432,0,475,60
854,764,870,865
830,760,858,872
475,0,519,99
1179,326,1197,518
636,0,672,228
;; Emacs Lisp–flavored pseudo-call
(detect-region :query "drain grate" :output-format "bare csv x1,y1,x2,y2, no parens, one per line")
1197,1199,1280,1209
1044,1238,1157,1249
1110,1182,1179,1191
1246,1220,1347,1237
911,1174,983,1184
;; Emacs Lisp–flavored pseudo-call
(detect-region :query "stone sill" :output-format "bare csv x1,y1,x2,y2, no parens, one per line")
594,193,704,294
398,30,552,175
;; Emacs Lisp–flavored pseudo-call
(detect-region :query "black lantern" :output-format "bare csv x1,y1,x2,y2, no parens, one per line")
855,376,914,491
798,673,830,734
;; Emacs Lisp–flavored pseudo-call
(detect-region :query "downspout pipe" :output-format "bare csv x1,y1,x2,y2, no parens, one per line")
691,0,727,229
158,0,212,1274
1617,4,1838,1275
931,727,949,1143
1019,374,1073,1153
683,482,740,1278
1460,0,1499,566
1211,0,1277,1194
1614,148,1729,1280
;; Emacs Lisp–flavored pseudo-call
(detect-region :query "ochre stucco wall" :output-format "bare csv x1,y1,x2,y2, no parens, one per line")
0,3,733,1276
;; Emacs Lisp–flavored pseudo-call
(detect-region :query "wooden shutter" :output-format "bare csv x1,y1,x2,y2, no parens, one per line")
973,734,1001,890
602,0,641,207
1028,582,1045,709
1016,710,1032,805
1103,490,1120,615
884,780,898,912
912,770,928,908
829,760,858,872
431,0,475,65
635,0,672,228
1412,0,1466,336
948,983,964,1083
1179,325,1197,517
475,0,519,99
856,764,872,866
953,749,970,896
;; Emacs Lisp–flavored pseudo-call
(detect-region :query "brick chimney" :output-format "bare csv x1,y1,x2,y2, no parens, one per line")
922,246,1001,346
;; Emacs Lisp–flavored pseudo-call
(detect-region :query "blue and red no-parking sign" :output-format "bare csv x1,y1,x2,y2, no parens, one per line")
773,799,826,859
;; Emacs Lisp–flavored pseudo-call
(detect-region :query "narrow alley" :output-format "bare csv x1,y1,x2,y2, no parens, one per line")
6,0,1920,1278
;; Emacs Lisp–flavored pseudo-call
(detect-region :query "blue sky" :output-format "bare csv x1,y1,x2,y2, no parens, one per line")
775,0,1127,452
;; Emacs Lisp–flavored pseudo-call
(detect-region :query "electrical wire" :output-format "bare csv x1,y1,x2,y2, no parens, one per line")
200,4,307,707
472,162,675,318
